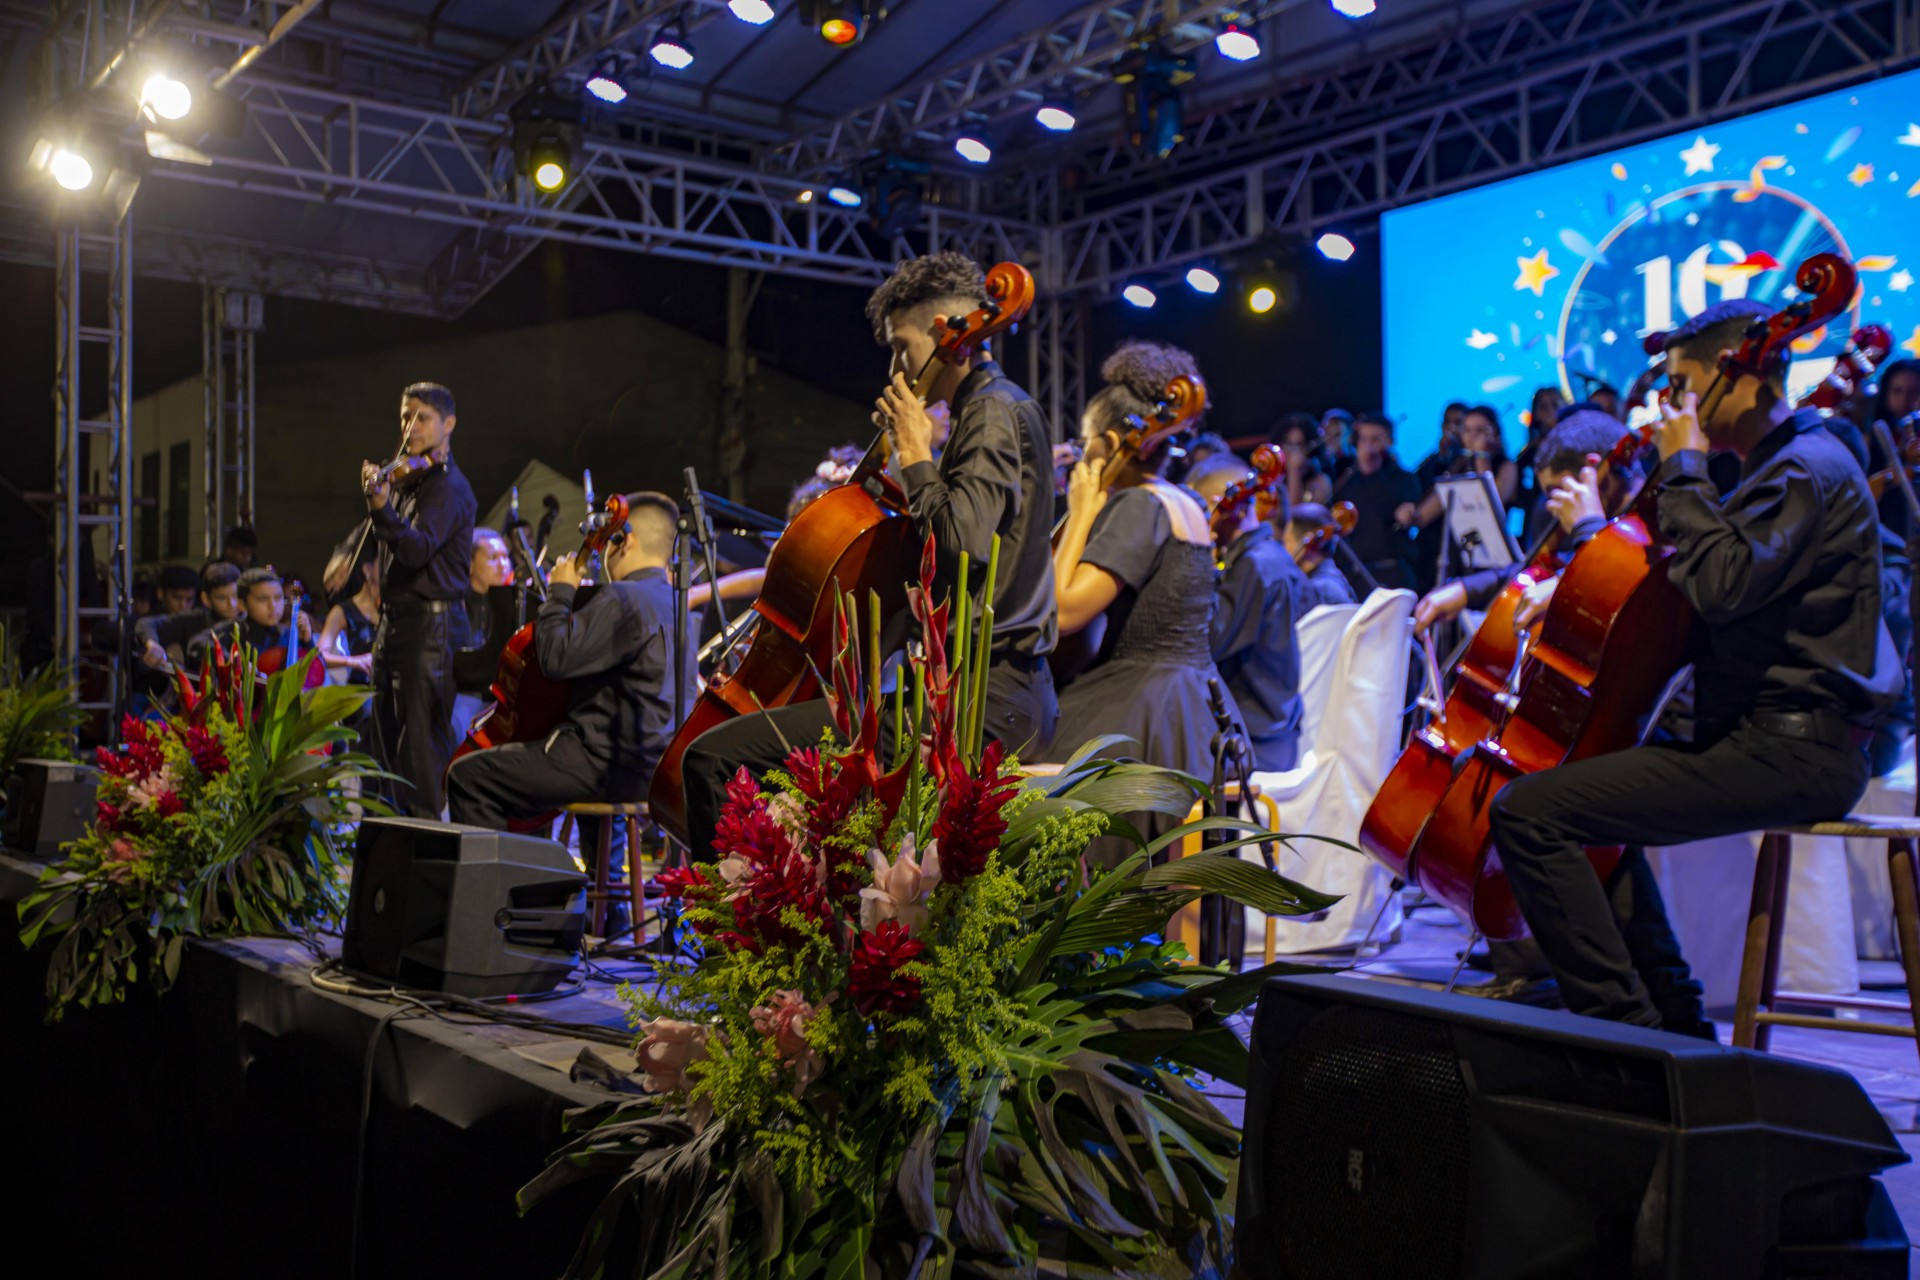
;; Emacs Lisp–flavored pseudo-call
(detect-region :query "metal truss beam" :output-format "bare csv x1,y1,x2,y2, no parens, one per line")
764,0,1299,178
1049,0,1917,297
151,75,1044,293
453,0,732,120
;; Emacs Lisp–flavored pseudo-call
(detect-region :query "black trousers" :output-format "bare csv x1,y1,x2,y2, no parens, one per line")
680,657,1057,860
370,601,458,818
1487,718,1869,1028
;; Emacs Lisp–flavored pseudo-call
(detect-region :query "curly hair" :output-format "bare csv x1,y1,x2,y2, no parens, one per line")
864,252,989,342
1083,340,1205,474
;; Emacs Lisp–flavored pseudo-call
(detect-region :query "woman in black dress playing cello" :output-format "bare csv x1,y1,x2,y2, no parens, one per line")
1050,340,1241,861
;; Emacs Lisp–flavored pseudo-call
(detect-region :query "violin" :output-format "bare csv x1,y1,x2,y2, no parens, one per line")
1290,500,1357,568
648,262,1037,848
448,489,631,831
1801,324,1894,417
255,580,326,691
1365,252,1859,939
364,453,433,495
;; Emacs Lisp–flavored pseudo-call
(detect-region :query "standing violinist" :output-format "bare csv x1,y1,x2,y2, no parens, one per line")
360,382,476,819
1189,454,1308,772
447,494,692,842
1486,300,1902,1037
676,252,1060,859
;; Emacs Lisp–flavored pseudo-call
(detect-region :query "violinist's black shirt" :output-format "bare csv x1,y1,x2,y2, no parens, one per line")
368,457,476,604
901,360,1057,662
1210,525,1307,770
1657,408,1900,726
538,568,696,786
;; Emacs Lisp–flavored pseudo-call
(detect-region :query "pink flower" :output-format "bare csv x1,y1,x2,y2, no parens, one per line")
859,834,941,936
635,1019,710,1095
750,989,826,1096
108,837,140,863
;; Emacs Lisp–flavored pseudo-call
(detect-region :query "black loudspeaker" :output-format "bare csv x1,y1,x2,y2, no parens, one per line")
341,816,587,997
1236,975,1910,1280
2,758,98,860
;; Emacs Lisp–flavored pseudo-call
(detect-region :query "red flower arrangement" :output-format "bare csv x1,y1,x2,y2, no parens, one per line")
846,920,925,1016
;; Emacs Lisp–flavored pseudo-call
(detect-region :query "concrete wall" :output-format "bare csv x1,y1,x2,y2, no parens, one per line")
127,307,872,586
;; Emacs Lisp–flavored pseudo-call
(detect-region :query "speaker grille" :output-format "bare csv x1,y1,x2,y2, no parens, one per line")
1267,1006,1472,1279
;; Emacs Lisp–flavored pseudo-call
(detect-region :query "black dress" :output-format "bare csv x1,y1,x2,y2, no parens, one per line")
1052,485,1243,863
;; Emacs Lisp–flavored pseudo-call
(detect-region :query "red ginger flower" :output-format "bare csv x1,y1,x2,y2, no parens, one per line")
847,919,926,1016
96,739,164,783
656,864,711,900
710,767,793,867
95,802,122,833
782,746,869,905
183,725,228,777
723,846,834,953
152,790,184,819
931,739,1018,884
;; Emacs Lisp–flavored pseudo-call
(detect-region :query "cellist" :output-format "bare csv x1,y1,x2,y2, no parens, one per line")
675,252,1060,859
446,493,692,846
1486,299,1902,1037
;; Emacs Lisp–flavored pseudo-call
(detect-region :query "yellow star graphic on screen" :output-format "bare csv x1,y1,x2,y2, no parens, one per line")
1513,249,1560,296
1848,163,1875,187
1903,325,1920,359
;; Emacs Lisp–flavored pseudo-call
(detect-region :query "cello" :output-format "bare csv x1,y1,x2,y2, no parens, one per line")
648,262,1038,847
1373,252,1860,939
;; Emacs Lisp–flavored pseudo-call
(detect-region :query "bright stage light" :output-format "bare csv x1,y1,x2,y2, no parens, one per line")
1122,284,1157,308
1215,25,1260,61
1248,285,1278,314
954,134,992,164
729,0,776,22
584,69,628,103
650,29,694,69
821,17,859,44
1331,0,1376,16
50,148,94,191
1186,267,1221,294
1035,100,1076,133
826,185,862,207
1316,232,1356,261
796,188,815,203
140,72,193,121
533,160,566,191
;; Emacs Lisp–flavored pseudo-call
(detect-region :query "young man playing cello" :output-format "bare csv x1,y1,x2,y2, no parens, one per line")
677,252,1059,858
1486,300,1901,1036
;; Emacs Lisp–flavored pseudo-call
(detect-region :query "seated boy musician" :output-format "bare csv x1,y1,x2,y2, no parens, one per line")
446,493,692,841
184,567,311,673
1188,454,1309,772
1283,505,1359,610
137,560,245,675
1484,300,1900,1036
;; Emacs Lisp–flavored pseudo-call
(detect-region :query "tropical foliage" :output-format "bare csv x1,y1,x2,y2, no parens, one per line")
0,630,85,784
521,537,1337,1279
17,647,385,1020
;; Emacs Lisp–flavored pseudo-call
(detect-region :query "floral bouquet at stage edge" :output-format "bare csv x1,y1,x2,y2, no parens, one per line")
520,537,1340,1280
18,645,386,1020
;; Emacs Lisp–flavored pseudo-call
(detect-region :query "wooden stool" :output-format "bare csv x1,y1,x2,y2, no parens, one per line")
1733,814,1920,1064
1172,783,1285,967
557,802,649,949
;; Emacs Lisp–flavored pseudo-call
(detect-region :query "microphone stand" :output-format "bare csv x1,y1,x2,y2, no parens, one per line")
683,468,730,639
1201,678,1261,969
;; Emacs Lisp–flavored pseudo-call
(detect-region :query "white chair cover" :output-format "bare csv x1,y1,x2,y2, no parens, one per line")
1843,736,1913,961
1295,603,1359,752
1243,589,1414,953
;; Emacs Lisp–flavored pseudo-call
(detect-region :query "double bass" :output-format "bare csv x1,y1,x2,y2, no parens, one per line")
648,262,1038,846
1362,252,1860,938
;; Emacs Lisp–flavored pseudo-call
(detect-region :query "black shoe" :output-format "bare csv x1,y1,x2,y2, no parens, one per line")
1663,1017,1720,1043
1463,947,1495,973
1456,975,1562,1007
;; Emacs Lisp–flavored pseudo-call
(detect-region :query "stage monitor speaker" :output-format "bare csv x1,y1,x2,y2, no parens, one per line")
2,758,97,860
341,816,587,998
1235,974,1910,1280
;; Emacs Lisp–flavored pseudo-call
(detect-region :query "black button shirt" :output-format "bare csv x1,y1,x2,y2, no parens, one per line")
901,360,1057,662
1210,525,1308,770
1331,458,1422,580
1657,409,1901,726
369,458,476,604
538,567,697,789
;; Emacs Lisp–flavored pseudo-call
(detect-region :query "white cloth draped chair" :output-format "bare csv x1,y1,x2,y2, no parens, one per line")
1294,602,1359,754
1243,589,1415,954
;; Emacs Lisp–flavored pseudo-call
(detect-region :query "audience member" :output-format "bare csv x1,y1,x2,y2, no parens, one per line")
221,524,259,571
1329,412,1421,590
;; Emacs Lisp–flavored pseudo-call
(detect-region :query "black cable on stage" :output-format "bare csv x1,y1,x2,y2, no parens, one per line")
349,995,440,1280
307,958,634,1047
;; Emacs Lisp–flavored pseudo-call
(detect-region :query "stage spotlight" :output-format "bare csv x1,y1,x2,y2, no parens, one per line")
583,63,628,103
1248,285,1278,314
1316,232,1356,261
1331,0,1376,15
1035,96,1076,133
649,23,694,69
512,93,582,196
860,153,928,237
1115,42,1195,160
1186,267,1222,294
729,0,776,22
1122,283,1157,308
49,147,94,191
140,72,192,121
1215,23,1260,61
954,132,992,164
796,188,815,203
802,0,874,45
531,151,568,192
826,184,862,207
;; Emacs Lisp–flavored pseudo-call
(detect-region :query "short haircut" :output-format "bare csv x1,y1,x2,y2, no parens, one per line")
1322,408,1354,427
1664,300,1781,383
1289,502,1334,537
1273,410,1319,443
1186,453,1249,494
623,491,680,560
1353,411,1394,438
1443,401,1468,416
223,524,258,549
403,381,457,418
236,566,281,600
158,564,199,592
1085,340,1206,469
471,526,507,553
1186,430,1231,461
200,560,241,593
1537,410,1631,477
864,252,988,343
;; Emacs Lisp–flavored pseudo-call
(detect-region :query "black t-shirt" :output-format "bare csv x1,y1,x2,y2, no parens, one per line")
1331,460,1421,571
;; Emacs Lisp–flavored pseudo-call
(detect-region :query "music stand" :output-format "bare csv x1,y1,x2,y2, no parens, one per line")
1435,473,1520,574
